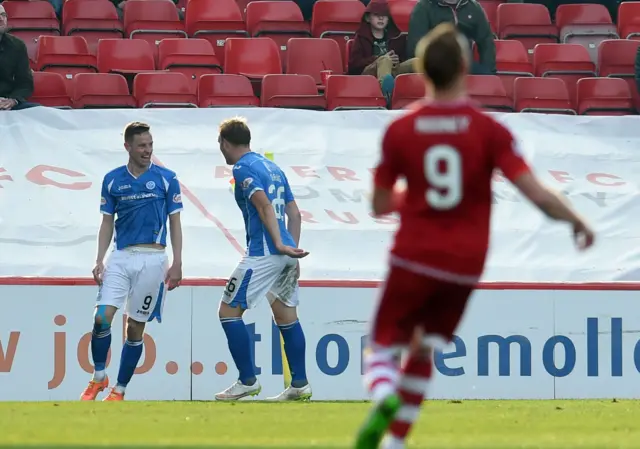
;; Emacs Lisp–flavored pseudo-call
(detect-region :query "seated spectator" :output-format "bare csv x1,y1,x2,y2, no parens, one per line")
0,4,37,111
111,0,184,21
407,0,496,75
348,0,415,102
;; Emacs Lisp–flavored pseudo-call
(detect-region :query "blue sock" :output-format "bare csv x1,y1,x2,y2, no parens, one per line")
221,317,256,386
91,323,111,374
279,320,308,388
116,339,144,390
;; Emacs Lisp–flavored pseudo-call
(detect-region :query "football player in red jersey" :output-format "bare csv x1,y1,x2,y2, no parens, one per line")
354,23,595,449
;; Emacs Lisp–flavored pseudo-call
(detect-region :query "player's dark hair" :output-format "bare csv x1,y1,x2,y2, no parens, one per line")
219,117,251,146
414,23,468,91
124,122,151,143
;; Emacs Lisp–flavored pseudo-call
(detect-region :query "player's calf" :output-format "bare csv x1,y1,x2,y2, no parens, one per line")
111,318,146,398
81,305,115,400
271,301,309,391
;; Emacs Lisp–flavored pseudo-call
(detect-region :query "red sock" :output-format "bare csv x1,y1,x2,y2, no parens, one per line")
363,347,401,403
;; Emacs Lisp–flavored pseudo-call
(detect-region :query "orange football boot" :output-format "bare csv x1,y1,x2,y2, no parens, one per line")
80,376,109,401
103,387,125,401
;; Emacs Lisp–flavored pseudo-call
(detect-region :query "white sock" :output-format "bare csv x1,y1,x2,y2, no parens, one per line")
92,370,106,382
381,435,405,449
114,385,126,394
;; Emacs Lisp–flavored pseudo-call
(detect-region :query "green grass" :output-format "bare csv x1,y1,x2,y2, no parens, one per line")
0,400,638,448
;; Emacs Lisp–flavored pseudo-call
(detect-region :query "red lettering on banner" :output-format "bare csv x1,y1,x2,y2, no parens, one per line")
586,173,625,187
0,331,20,373
300,210,319,224
26,165,92,190
215,166,232,179
328,167,360,181
370,213,399,225
326,210,359,224
0,167,14,187
291,166,320,178
548,171,573,183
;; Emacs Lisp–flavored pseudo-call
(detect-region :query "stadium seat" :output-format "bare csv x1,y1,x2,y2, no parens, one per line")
224,37,282,92
345,38,354,73
245,1,311,69
576,77,635,115
494,39,533,99
533,43,596,108
467,75,513,112
158,39,222,94
513,77,576,114
62,0,124,56
261,74,326,109
35,36,98,94
478,0,499,36
311,0,365,62
29,72,72,108
185,0,249,68
554,4,617,63
597,39,640,109
197,74,260,107
133,72,198,108
618,2,640,40
97,39,156,75
72,73,136,108
123,0,187,62
496,3,558,62
390,73,426,109
286,38,343,86
325,75,387,110
388,0,415,34
3,1,60,64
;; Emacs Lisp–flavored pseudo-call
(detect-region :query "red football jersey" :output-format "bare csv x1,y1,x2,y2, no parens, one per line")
374,99,531,279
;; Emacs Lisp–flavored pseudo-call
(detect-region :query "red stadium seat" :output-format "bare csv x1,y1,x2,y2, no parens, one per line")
478,0,499,35
97,39,155,75
123,0,187,62
514,77,576,114
72,73,136,108
311,0,365,62
467,75,513,112
554,4,617,63
197,74,260,107
576,77,635,115
496,3,558,62
494,39,533,99
533,43,596,108
62,0,123,56
185,0,248,68
261,74,326,109
345,38,354,73
3,1,60,64
246,1,311,69
325,74,386,110
133,72,198,108
224,37,282,90
158,39,222,94
389,0,415,34
597,39,640,109
29,72,72,108
391,73,426,109
618,2,640,40
286,38,343,86
36,36,98,94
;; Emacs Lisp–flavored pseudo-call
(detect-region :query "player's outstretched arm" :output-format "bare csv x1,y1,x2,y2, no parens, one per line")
285,201,302,246
250,190,309,258
512,172,595,250
165,212,183,290
93,214,114,285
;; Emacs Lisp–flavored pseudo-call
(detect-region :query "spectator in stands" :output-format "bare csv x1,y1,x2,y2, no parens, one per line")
110,0,184,20
348,0,415,102
406,0,496,75
0,4,36,111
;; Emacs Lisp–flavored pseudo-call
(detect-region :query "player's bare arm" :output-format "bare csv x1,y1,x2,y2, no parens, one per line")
513,172,595,250
250,190,309,259
285,200,302,246
165,212,183,291
371,185,406,217
92,213,114,285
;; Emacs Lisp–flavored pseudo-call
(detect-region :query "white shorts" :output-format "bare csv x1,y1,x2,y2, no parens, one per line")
221,255,299,310
96,247,169,323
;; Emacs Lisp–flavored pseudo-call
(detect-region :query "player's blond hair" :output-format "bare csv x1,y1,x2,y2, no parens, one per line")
219,117,251,146
123,121,151,143
414,23,469,90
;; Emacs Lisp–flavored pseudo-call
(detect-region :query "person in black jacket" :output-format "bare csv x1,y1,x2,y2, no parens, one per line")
0,5,36,111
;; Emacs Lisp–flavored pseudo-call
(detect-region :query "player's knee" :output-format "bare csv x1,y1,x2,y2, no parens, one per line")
270,300,297,325
218,301,243,319
94,305,114,328
125,317,145,341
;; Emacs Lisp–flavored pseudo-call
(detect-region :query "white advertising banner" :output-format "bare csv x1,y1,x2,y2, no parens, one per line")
1,108,640,282
2,285,640,401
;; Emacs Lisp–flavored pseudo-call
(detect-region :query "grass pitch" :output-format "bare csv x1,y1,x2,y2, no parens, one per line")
0,400,638,448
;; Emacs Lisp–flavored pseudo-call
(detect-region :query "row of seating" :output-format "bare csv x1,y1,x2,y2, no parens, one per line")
28,71,637,115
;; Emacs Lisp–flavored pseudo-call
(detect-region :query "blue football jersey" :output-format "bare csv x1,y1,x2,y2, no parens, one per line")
233,152,296,256
100,163,183,250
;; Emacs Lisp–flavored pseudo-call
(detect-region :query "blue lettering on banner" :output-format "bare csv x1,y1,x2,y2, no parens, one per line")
238,318,637,378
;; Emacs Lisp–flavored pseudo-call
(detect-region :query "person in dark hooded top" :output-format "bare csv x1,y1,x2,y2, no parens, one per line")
348,0,417,101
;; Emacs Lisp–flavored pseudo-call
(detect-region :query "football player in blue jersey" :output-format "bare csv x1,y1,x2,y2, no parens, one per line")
214,117,312,402
80,122,184,401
